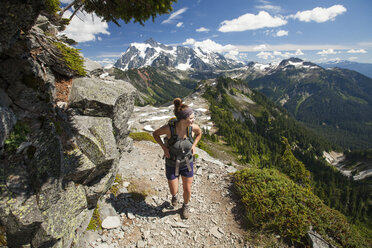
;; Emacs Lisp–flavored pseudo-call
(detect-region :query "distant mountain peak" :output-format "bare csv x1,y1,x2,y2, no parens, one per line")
114,39,244,71
145,37,158,46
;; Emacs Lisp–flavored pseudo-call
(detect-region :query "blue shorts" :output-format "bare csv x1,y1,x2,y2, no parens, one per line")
166,162,194,180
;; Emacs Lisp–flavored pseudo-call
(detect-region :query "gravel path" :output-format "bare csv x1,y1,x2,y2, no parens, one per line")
79,140,247,247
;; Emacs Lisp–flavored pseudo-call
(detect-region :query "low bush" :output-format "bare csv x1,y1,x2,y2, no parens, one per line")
234,168,369,247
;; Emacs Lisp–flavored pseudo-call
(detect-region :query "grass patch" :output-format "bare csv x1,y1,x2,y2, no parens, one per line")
4,122,30,153
86,204,102,231
53,42,86,76
110,174,123,197
129,132,156,143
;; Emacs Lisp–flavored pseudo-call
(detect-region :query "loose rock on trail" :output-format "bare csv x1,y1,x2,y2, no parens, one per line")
78,94,248,247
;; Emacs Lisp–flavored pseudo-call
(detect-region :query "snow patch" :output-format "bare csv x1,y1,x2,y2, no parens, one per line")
145,115,173,121
144,125,154,132
254,63,271,71
195,108,207,112
176,58,192,70
99,73,109,79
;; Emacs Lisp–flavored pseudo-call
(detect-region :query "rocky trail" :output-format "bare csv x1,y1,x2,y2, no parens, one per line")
78,93,248,247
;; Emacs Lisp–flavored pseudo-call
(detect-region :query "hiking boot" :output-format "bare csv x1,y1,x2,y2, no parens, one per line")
171,194,178,207
181,203,190,219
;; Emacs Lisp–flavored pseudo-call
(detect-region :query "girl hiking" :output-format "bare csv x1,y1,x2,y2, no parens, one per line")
153,98,202,219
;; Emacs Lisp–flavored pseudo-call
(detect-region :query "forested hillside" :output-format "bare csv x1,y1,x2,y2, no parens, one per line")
244,64,372,149
111,66,197,105
202,77,371,245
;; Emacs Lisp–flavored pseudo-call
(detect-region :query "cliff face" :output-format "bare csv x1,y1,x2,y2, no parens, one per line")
0,2,136,247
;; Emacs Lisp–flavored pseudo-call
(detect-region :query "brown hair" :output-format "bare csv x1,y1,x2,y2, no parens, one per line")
173,98,193,120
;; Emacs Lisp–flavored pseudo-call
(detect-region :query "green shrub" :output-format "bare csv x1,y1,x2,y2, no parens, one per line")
129,132,156,143
86,204,102,231
45,0,60,14
53,42,86,76
197,139,213,156
4,122,30,153
234,168,369,247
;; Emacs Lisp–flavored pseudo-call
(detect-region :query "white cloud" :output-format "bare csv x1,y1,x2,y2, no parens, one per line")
218,11,287,32
253,44,268,51
196,27,210,32
236,43,350,52
183,38,196,45
290,5,347,23
61,10,110,42
317,48,339,56
97,37,102,41
183,38,239,60
256,4,282,13
176,22,183,28
257,51,275,60
349,57,358,61
276,30,288,37
60,0,73,3
347,49,367,54
256,49,304,60
162,8,188,24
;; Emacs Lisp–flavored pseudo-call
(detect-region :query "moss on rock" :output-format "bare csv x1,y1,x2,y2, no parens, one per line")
86,204,102,231
129,132,156,143
53,42,86,76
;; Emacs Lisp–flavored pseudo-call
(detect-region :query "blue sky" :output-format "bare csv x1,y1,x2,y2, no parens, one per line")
60,0,372,66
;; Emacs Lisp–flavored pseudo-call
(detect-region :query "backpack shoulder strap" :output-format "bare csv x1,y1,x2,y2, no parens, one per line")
187,126,194,144
168,117,178,143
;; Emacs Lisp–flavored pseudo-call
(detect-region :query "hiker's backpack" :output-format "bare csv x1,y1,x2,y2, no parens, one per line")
167,117,194,147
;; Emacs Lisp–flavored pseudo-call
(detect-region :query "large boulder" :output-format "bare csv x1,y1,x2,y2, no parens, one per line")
69,77,136,118
0,120,88,247
69,77,136,151
72,115,118,166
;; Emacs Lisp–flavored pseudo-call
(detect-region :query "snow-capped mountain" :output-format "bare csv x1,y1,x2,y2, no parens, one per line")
114,38,244,71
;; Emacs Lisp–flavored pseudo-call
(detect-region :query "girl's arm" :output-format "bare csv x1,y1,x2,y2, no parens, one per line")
191,124,202,155
153,124,171,158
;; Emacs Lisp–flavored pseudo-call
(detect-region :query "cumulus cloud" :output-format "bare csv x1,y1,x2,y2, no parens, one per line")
253,44,268,51
290,5,346,23
162,8,188,24
176,22,183,28
349,57,358,61
256,49,304,60
61,10,110,42
183,38,240,60
347,49,367,54
196,27,210,32
183,38,196,45
317,48,339,56
218,11,287,32
275,30,288,37
256,4,282,13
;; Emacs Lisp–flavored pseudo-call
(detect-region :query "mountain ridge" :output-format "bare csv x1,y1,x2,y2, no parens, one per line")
114,38,244,71
319,60,372,79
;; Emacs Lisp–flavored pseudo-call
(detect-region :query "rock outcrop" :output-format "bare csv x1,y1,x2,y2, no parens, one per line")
0,3,136,247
